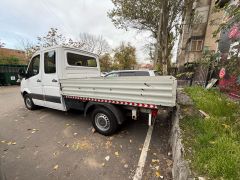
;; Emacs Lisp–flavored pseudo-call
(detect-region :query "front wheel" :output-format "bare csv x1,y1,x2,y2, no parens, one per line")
24,94,37,110
91,107,118,136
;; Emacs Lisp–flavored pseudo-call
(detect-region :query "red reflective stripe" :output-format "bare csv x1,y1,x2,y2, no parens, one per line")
64,96,158,109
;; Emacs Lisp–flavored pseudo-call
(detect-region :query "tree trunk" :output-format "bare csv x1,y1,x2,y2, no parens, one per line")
154,0,169,75
161,0,169,75
154,6,163,71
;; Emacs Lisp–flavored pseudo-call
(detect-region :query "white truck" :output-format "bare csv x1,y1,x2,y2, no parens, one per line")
19,46,177,135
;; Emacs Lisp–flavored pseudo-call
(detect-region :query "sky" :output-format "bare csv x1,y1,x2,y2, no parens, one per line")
0,0,154,63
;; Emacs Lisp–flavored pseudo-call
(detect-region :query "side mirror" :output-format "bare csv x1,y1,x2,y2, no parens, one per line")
19,68,26,78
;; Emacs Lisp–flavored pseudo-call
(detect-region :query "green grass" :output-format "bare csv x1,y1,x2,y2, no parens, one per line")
181,86,240,179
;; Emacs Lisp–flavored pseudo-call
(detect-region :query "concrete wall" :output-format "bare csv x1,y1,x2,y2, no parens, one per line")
170,105,191,180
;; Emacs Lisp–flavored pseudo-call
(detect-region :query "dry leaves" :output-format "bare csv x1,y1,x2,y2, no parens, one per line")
53,164,59,170
105,156,110,161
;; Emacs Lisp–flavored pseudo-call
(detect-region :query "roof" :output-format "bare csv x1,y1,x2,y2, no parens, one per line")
32,45,99,58
109,69,155,73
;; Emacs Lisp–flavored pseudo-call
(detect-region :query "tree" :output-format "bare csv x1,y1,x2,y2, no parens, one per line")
17,39,40,61
0,39,5,48
113,42,137,70
99,53,112,72
37,28,68,48
18,28,111,60
78,33,110,55
108,0,192,74
212,2,240,38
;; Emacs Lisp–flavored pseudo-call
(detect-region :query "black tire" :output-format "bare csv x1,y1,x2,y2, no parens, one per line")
91,107,118,136
24,94,36,110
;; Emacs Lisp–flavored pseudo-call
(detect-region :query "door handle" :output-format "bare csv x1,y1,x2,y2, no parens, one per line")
37,79,41,82
52,79,58,82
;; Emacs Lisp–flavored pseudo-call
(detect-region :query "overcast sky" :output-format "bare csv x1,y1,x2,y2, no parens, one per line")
0,0,155,63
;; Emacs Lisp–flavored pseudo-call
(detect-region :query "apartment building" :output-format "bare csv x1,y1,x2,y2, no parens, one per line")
176,0,224,69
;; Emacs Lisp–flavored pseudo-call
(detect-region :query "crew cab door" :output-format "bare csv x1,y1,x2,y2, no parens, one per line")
25,54,44,106
42,50,64,110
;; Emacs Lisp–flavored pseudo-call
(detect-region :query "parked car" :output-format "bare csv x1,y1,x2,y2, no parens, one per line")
104,70,160,77
19,46,176,135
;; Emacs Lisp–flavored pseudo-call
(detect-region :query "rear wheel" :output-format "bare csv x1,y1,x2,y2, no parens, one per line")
24,94,36,110
91,107,118,136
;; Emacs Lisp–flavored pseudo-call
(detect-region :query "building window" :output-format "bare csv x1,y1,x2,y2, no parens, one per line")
190,39,203,51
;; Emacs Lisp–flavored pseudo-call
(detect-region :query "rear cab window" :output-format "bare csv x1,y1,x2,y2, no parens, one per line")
67,52,97,67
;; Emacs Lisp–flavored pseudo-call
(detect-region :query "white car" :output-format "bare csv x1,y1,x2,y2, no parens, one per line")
104,70,160,77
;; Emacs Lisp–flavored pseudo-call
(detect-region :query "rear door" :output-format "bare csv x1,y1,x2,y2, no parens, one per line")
42,49,64,110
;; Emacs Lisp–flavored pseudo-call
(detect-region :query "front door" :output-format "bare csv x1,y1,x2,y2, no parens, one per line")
42,50,64,110
25,54,44,106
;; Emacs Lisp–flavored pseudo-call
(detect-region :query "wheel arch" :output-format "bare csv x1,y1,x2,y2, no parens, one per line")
84,102,125,125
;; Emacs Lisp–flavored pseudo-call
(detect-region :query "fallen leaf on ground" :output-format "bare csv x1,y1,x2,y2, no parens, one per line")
166,159,172,167
199,110,210,119
153,153,157,156
12,142,16,145
105,141,112,149
105,156,110,161
1,140,6,143
53,152,59,156
73,133,78,136
53,165,59,170
222,123,230,129
209,141,216,144
155,166,159,170
152,159,159,163
156,171,161,177
7,142,12,145
115,151,119,156
66,124,70,126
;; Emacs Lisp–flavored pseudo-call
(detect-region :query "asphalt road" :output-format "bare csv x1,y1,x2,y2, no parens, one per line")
0,86,172,180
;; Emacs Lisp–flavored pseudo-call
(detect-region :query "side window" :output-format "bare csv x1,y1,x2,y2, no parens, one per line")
27,55,40,78
67,52,97,67
119,72,135,76
44,51,56,74
135,71,150,76
106,73,119,77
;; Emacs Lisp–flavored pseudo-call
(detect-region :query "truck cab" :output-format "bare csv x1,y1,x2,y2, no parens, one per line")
20,46,100,111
